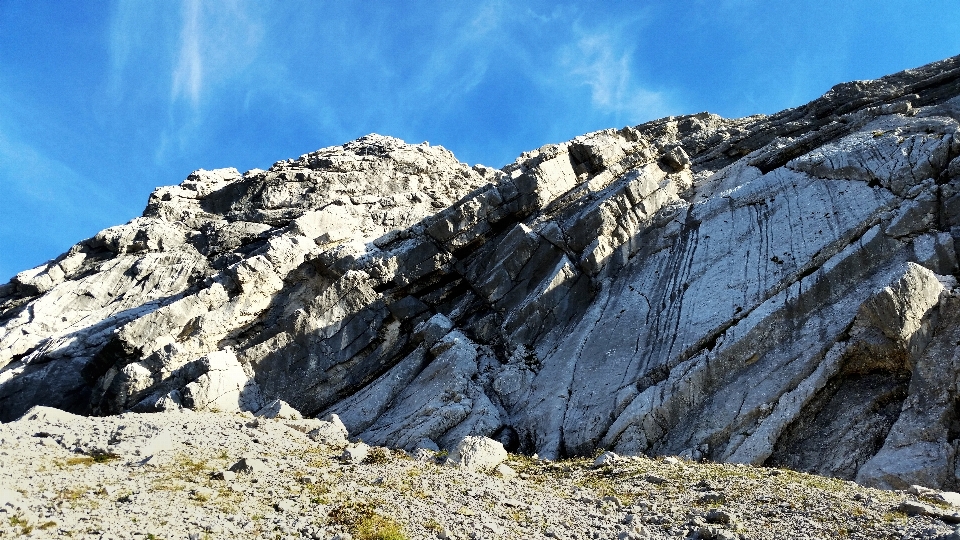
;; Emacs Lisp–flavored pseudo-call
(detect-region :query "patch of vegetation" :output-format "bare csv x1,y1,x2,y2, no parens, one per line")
150,479,186,492
8,514,34,534
504,453,538,473
58,487,87,501
328,501,374,525
506,508,530,524
883,511,907,522
355,513,407,540
176,455,209,475
576,469,637,507
65,451,121,466
424,519,443,532
328,501,408,540
299,446,332,469
917,494,952,510
364,447,393,465
302,475,333,505
38,521,57,530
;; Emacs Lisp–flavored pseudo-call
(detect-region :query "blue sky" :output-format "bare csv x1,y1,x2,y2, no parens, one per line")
1,1,958,281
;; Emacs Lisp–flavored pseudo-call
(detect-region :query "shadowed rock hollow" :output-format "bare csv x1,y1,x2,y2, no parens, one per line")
5,55,960,491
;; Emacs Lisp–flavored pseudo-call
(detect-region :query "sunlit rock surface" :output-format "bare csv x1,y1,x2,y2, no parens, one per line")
4,55,960,489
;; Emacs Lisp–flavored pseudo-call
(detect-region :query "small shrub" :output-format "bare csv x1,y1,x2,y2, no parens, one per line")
424,519,443,532
364,447,392,465
66,451,121,466
917,494,951,509
328,501,408,540
355,513,407,540
328,501,374,526
9,514,33,534
507,508,529,523
176,456,209,475
92,452,121,463
883,511,907,522
58,487,86,501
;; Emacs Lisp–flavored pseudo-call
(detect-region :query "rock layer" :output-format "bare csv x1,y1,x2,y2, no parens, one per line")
4,56,960,489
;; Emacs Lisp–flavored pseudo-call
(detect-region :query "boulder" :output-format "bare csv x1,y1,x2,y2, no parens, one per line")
341,443,370,464
449,436,507,472
255,399,303,420
229,457,268,474
181,350,264,413
306,418,350,446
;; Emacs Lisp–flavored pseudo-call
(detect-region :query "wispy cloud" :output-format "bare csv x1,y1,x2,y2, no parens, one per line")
558,29,674,122
410,2,509,101
107,0,154,99
107,0,265,158
171,0,203,108
167,0,264,110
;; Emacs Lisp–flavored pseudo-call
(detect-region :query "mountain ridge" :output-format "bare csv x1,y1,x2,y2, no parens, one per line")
3,54,960,491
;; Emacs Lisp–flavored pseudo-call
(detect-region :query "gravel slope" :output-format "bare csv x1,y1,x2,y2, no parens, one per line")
2,409,959,540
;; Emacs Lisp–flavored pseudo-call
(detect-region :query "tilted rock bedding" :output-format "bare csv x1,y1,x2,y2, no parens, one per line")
3,407,960,540
5,55,960,495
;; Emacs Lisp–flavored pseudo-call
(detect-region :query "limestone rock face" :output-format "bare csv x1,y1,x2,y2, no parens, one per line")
4,58,960,489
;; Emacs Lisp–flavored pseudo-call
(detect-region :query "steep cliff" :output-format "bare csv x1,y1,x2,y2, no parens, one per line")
4,55,960,490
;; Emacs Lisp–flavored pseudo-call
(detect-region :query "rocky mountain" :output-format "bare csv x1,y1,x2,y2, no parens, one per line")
4,55,960,492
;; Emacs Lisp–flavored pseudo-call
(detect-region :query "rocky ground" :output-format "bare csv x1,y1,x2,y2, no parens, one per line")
2,408,960,540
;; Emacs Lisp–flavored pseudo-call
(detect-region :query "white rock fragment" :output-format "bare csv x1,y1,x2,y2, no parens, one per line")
593,451,619,467
306,414,349,445
449,436,507,472
496,463,517,479
255,399,303,420
211,470,236,481
341,443,370,463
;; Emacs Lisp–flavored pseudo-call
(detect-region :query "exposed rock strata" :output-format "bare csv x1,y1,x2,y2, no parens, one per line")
4,56,960,490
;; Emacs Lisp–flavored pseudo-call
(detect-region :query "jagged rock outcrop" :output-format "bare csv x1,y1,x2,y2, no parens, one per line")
4,56,960,490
